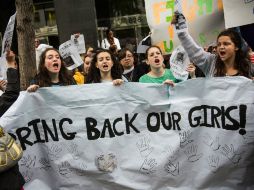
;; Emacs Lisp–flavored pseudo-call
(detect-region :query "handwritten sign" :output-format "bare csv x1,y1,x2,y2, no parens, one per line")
145,0,224,54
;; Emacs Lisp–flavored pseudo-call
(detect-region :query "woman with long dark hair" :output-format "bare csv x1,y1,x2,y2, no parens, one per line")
27,48,75,92
172,12,252,78
86,49,124,85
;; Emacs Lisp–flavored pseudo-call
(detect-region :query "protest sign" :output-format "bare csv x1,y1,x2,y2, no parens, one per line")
223,0,254,28
1,13,16,56
70,34,86,54
144,0,224,54
170,45,190,81
59,40,84,70
0,78,254,189
0,13,16,79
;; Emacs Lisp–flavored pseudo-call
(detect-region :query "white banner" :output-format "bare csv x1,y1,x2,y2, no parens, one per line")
0,78,254,190
223,0,254,28
144,0,224,54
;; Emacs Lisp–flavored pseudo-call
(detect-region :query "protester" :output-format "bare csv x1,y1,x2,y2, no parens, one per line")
0,79,7,94
139,45,178,86
171,12,252,78
86,46,94,58
0,50,25,190
248,46,254,65
86,49,124,85
35,38,53,72
83,54,92,83
73,64,84,85
118,48,141,82
101,29,121,53
27,48,76,92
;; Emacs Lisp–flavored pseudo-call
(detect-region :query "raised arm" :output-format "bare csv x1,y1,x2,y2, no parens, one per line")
0,50,20,117
171,12,216,77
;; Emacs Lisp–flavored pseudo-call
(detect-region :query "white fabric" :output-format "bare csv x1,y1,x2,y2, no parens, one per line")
0,78,254,190
101,37,121,50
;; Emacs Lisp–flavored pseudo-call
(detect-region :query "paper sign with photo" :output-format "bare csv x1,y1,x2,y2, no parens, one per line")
170,45,189,81
70,34,86,54
59,40,84,70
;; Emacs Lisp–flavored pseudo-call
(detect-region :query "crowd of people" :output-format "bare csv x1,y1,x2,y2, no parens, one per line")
0,12,254,189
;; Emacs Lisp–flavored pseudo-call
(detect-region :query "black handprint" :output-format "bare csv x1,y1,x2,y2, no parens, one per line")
164,160,179,176
179,130,193,148
136,136,154,158
220,144,241,164
184,144,203,162
20,155,36,169
207,155,220,173
39,157,51,171
58,161,72,178
47,144,62,161
139,158,157,175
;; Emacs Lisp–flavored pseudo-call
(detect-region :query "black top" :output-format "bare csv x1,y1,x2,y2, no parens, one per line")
0,68,25,189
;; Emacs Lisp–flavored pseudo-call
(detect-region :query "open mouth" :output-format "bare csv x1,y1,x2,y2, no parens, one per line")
155,59,160,63
102,65,109,69
53,63,59,68
219,51,226,57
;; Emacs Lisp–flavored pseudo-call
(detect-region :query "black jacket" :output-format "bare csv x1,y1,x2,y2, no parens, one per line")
0,68,25,189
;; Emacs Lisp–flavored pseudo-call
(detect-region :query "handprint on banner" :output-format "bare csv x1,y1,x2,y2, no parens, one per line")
70,162,87,176
47,144,63,161
66,142,83,160
136,136,154,158
207,155,220,173
179,130,193,148
58,161,72,178
39,157,52,171
20,155,36,169
202,133,221,151
164,160,179,176
220,144,242,164
162,145,180,162
139,158,157,175
184,144,203,162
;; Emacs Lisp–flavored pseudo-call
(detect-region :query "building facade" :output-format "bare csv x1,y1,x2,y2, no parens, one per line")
33,0,150,51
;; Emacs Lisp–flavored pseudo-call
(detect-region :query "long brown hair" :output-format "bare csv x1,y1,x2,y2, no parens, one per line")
36,48,74,87
86,49,123,83
215,29,250,78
